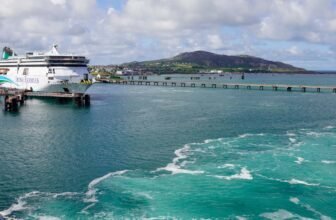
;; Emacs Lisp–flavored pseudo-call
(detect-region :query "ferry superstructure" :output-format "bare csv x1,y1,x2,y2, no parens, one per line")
0,45,93,93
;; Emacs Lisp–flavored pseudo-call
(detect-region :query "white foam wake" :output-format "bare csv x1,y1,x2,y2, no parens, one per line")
156,144,204,175
290,197,332,220
217,164,235,169
258,175,320,187
85,170,128,203
295,157,305,164
288,179,320,186
0,191,79,217
213,167,253,181
322,160,336,164
238,133,265,138
289,138,297,143
0,191,40,217
260,209,306,220
324,126,334,130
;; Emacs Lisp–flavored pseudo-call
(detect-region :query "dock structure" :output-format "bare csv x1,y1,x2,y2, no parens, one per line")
0,88,90,112
110,80,336,94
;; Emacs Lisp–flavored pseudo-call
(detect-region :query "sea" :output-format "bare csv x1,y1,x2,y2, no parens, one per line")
0,73,336,219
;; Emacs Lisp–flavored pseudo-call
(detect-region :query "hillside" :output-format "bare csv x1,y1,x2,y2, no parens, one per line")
123,51,307,74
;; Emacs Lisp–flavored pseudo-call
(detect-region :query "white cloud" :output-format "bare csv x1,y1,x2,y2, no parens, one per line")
257,0,336,43
0,0,336,68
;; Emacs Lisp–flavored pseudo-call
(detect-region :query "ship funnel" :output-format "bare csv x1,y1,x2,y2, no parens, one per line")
2,47,13,60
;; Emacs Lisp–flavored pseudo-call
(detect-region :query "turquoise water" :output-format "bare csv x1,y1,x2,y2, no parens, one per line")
1,74,336,219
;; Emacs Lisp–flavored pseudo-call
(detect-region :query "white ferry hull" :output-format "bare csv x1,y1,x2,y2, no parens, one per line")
43,83,92,93
0,45,93,94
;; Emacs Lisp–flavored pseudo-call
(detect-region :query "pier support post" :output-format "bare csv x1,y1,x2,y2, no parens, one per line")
287,87,292,92
4,96,19,112
317,88,320,93
333,88,336,93
259,86,264,90
302,87,306,92
84,94,90,107
212,84,216,88
273,86,278,91
201,84,206,88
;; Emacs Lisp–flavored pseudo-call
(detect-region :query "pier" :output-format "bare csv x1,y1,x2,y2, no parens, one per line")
0,88,90,112
109,80,336,94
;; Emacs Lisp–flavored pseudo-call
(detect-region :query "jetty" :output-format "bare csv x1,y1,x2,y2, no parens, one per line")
0,88,90,112
109,80,336,93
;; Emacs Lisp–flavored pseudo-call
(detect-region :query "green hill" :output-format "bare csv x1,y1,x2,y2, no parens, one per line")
123,51,307,74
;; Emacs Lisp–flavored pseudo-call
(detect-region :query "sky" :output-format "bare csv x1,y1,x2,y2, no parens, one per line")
1,0,336,70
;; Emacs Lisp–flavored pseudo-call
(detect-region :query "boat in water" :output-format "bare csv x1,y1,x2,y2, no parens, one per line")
0,45,93,93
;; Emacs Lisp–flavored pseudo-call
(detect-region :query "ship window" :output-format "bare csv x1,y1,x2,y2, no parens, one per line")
48,77,54,80
53,69,55,74
48,68,52,73
23,68,29,75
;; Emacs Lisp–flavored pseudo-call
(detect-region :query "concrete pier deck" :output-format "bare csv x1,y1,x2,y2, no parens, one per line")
109,80,336,93
0,88,90,112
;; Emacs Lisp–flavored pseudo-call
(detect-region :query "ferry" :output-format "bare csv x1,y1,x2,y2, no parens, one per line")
0,45,93,93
